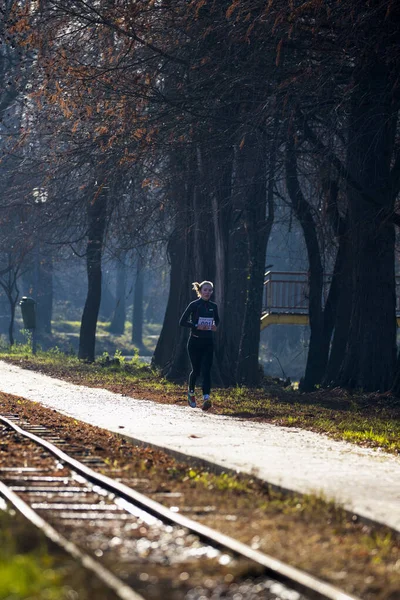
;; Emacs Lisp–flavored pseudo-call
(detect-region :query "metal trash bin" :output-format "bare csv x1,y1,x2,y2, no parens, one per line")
19,296,36,329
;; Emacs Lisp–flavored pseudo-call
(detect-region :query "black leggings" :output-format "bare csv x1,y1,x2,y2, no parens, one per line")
187,336,214,395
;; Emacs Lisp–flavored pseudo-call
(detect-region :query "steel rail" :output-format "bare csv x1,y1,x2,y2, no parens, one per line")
0,479,145,600
0,415,360,600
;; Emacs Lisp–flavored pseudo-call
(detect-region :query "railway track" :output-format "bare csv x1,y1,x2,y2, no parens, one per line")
0,414,359,600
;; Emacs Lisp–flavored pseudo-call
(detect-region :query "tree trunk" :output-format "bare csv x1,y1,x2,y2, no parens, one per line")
36,250,53,335
152,151,196,378
337,61,397,392
214,144,249,385
8,301,15,346
390,350,400,396
8,282,19,347
78,183,107,362
152,232,183,369
210,145,234,385
132,256,144,348
322,229,351,385
6,283,18,347
236,130,271,385
156,230,194,380
109,255,127,335
285,132,324,391
193,145,216,282
0,257,20,347
155,128,271,388
99,278,115,320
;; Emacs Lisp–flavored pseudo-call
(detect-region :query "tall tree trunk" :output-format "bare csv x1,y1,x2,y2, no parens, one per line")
8,299,15,346
152,151,196,378
132,255,144,348
337,60,396,391
211,145,234,385
99,278,115,320
193,145,216,282
8,273,19,347
155,128,271,388
322,229,351,385
78,183,107,362
236,129,272,385
390,350,400,396
0,256,20,347
109,254,127,335
286,131,324,391
214,144,249,385
5,282,18,347
36,250,53,335
152,225,190,374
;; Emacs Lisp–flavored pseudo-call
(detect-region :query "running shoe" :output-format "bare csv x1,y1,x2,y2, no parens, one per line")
202,395,212,411
187,391,196,408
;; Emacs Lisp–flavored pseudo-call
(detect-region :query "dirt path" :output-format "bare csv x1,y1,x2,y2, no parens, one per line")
0,360,399,533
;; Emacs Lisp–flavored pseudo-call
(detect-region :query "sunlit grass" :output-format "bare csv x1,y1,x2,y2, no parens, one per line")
342,429,394,448
209,386,400,453
52,320,81,332
286,415,299,425
0,553,63,599
0,511,121,599
0,343,157,385
0,513,68,600
274,491,347,521
184,469,254,493
181,465,349,520
33,318,163,357
361,531,397,564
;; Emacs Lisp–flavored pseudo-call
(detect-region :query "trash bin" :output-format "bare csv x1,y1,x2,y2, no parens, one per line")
19,296,36,329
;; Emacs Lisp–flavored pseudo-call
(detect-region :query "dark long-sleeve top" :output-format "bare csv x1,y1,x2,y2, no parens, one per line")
179,298,220,339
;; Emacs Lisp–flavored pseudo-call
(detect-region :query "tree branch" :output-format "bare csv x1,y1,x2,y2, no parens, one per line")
303,118,400,228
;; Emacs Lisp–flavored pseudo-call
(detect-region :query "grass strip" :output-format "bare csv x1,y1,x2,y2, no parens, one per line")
0,511,120,600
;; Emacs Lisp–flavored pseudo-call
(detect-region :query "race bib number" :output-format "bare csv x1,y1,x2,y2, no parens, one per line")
198,317,213,330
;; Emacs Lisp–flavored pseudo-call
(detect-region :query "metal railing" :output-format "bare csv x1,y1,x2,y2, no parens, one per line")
263,272,309,314
263,271,400,315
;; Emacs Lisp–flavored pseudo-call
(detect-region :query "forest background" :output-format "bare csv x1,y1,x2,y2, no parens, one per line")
1,0,400,395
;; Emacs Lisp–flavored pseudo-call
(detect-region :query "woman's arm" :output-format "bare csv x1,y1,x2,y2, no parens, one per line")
179,302,196,329
213,304,220,328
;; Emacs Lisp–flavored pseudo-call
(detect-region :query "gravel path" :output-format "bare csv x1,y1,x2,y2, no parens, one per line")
0,360,399,533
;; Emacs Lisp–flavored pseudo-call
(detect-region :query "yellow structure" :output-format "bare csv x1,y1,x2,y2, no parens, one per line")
260,312,309,330
261,312,400,330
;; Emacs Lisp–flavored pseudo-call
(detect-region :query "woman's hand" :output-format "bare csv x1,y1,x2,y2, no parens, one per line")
211,324,217,331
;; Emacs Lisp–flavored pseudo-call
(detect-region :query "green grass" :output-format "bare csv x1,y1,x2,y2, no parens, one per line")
0,510,122,600
51,319,161,356
220,389,400,452
4,319,162,358
181,464,352,523
341,428,398,451
0,512,72,600
0,553,63,599
183,468,256,493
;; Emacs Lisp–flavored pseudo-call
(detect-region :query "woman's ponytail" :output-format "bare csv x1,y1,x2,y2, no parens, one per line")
192,282,201,297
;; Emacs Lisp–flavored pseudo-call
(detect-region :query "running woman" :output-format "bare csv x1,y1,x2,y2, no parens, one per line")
179,281,220,410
